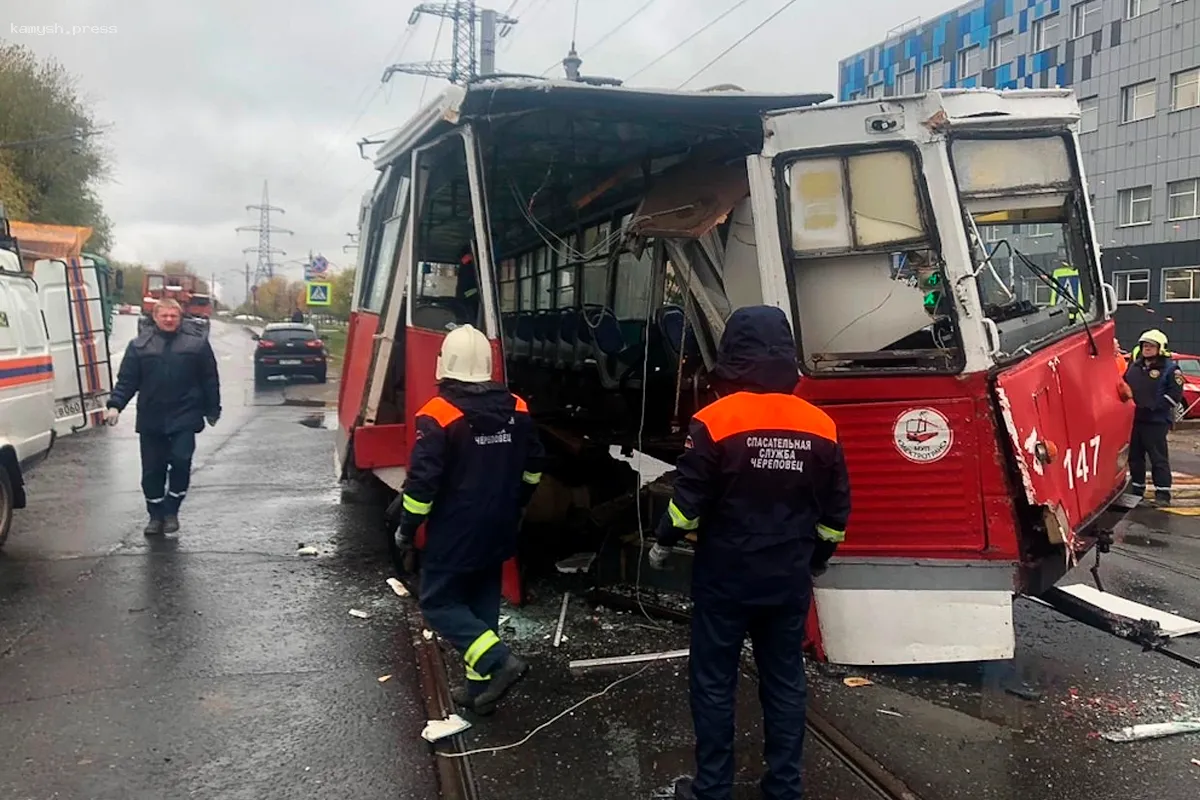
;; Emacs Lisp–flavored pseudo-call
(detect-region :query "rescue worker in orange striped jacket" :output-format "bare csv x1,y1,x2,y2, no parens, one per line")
390,324,545,716
649,305,851,800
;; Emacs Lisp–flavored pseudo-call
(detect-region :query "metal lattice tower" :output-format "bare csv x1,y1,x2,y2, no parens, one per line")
236,180,293,283
382,2,518,85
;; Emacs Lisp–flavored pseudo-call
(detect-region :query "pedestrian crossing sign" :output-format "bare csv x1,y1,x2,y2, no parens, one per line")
306,282,332,306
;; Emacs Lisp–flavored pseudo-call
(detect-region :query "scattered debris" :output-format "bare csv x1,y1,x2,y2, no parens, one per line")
1191,758,1200,767
554,593,570,648
498,615,511,626
556,552,598,574
570,648,690,670
877,709,904,718
349,609,370,619
1100,720,1200,743
843,677,873,688
296,546,320,556
1058,584,1200,637
386,578,410,598
423,629,435,641
421,714,471,743
378,674,392,683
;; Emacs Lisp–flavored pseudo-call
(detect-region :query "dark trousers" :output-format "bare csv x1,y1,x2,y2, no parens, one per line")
420,565,510,690
1129,421,1171,497
140,430,196,518
690,602,808,800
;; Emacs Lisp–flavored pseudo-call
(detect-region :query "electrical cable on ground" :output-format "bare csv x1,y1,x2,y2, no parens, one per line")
436,660,657,757
626,0,754,83
676,0,800,89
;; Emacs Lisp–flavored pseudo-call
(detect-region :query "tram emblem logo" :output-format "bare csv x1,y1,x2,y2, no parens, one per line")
893,408,953,464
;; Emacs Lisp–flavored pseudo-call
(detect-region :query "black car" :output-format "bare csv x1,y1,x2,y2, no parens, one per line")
254,323,328,385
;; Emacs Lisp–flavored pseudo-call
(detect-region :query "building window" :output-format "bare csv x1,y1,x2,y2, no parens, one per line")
1027,224,1054,237
865,83,880,99
1113,269,1151,303
1033,13,1060,50
989,33,1015,68
1025,278,1054,306
922,60,944,91
1118,186,1153,226
1171,68,1200,111
1121,81,1156,122
1126,0,1142,18
1071,1,1102,38
1168,179,1200,221
1163,267,1200,302
958,46,981,81
1079,96,1099,133
897,70,916,95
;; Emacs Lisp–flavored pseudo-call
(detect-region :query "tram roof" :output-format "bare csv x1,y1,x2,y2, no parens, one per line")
373,78,831,168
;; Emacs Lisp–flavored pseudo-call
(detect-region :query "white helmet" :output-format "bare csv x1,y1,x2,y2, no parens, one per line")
435,324,492,383
1138,329,1168,348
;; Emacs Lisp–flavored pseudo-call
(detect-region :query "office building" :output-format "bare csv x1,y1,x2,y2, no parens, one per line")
838,0,1200,352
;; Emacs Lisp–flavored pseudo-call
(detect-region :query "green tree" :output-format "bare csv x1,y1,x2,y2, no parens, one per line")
0,42,112,252
329,267,356,320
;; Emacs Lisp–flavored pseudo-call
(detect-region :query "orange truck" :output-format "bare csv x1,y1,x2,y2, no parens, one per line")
141,272,212,322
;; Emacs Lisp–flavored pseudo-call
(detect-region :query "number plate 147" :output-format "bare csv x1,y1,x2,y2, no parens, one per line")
1063,435,1102,490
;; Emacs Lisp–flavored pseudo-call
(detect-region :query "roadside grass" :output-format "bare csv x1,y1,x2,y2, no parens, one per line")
318,326,348,367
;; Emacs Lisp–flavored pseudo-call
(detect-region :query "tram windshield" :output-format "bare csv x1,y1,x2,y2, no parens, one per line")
950,135,1099,358
782,146,963,374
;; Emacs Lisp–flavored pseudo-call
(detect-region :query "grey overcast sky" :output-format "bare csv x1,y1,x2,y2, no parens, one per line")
2,0,953,305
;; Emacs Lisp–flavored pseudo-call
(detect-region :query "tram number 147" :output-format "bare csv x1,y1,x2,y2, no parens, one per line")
1063,434,1102,490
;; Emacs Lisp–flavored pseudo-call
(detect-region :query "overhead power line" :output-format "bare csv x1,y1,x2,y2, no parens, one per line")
676,0,800,89
625,0,754,83
539,0,663,76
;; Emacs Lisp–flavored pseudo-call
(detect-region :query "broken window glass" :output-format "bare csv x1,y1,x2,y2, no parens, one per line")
952,135,1098,357
786,149,927,255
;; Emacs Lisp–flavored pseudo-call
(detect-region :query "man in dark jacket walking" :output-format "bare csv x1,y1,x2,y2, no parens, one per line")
1124,328,1185,506
650,305,851,800
105,299,221,535
391,324,544,716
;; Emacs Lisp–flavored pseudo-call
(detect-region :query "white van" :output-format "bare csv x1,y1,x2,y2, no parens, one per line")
30,256,114,435
0,242,55,547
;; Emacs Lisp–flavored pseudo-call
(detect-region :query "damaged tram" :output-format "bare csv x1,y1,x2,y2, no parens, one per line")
336,81,1132,665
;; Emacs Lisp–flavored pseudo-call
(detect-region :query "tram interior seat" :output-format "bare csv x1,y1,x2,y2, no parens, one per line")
557,308,580,369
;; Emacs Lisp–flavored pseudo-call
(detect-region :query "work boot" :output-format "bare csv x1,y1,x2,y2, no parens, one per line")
143,518,164,537
451,685,495,717
471,654,528,715
1152,491,1172,508
672,777,696,800
163,515,180,534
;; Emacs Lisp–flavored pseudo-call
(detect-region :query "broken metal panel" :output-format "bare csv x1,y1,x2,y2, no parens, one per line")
721,197,764,310
631,161,750,239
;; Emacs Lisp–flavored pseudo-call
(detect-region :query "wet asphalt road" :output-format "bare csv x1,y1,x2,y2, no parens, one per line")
0,318,436,800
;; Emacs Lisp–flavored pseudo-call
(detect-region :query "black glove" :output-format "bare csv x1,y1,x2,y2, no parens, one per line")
811,561,829,579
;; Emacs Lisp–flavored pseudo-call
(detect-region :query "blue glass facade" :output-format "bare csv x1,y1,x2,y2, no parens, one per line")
837,0,1072,101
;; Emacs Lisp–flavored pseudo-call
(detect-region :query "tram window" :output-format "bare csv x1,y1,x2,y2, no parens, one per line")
613,249,654,319
582,261,607,305
786,150,925,254
953,135,1098,355
558,267,576,308
499,258,517,312
366,173,410,312
783,148,956,373
534,248,553,309
518,253,534,311
582,222,612,258
410,134,477,331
